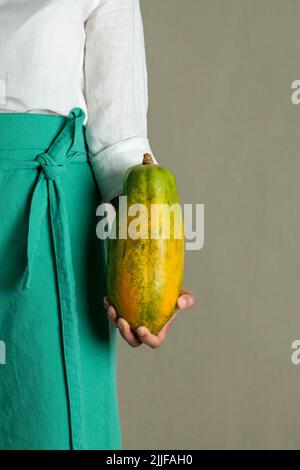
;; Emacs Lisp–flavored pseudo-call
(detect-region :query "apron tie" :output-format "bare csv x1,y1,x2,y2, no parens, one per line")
20,107,88,450
35,152,66,180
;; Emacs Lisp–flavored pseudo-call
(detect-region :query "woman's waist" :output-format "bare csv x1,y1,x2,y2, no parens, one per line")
0,110,88,158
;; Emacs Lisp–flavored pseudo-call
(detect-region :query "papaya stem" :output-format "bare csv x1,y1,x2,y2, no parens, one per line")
142,153,154,165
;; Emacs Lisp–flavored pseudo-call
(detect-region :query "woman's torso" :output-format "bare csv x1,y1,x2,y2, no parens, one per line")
0,0,100,118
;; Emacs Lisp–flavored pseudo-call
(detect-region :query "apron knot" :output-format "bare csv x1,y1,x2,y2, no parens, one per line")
18,108,88,449
0,105,88,450
36,152,66,180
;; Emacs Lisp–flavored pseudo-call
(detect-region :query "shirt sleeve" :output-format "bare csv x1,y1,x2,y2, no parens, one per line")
84,0,157,202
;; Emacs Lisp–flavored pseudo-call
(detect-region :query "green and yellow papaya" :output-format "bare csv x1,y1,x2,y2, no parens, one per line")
106,154,184,335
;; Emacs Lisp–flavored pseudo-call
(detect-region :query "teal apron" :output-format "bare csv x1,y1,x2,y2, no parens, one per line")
0,108,121,450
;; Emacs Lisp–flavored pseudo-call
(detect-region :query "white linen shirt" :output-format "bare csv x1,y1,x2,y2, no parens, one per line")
0,0,156,201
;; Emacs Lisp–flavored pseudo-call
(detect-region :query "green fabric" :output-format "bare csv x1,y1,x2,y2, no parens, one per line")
0,108,121,450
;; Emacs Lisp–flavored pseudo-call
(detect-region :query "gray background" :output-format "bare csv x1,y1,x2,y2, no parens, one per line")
118,0,300,450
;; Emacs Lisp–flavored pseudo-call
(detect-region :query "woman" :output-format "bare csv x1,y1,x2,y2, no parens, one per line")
0,0,195,450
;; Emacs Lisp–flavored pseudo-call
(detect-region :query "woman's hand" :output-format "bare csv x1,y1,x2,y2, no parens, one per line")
103,288,195,349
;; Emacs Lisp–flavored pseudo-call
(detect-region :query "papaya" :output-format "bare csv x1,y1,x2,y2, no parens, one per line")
106,154,184,335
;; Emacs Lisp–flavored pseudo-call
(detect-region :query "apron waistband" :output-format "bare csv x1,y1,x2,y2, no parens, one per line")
0,109,88,154
0,107,89,450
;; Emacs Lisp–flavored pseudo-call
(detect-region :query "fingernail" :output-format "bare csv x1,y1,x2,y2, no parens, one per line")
179,297,186,308
138,327,148,337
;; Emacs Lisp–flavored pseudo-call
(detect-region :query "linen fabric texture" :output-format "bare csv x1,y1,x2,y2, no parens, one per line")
0,108,121,450
0,0,156,201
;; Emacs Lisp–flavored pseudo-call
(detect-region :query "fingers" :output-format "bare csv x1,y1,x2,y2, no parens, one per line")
135,288,194,348
107,306,118,327
104,297,142,347
118,318,142,348
103,296,118,327
103,287,196,350
176,289,195,310
103,299,177,349
164,311,178,329
136,326,166,349
135,309,179,348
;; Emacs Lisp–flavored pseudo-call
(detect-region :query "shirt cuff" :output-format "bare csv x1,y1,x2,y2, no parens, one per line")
89,137,157,202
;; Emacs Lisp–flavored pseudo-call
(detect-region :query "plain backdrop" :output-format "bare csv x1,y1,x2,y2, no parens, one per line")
117,0,300,450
